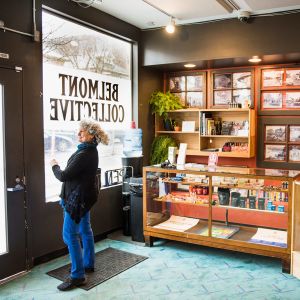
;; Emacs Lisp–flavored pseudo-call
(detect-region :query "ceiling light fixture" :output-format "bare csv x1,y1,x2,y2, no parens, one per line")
184,63,196,68
248,55,262,63
165,17,176,34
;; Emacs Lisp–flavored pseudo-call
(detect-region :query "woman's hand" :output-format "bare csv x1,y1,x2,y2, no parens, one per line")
50,159,59,167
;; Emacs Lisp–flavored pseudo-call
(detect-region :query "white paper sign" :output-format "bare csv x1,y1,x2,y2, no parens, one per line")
168,146,177,164
177,143,187,165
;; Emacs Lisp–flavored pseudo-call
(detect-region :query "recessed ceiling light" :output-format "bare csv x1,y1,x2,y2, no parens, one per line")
184,64,196,68
248,56,262,63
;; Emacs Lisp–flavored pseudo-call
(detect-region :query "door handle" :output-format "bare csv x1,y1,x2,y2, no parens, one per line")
7,186,24,192
7,176,25,192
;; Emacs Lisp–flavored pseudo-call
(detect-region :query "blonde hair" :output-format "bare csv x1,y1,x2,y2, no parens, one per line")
80,119,109,145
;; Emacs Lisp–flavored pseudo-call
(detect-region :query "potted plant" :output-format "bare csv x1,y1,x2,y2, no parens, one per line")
149,91,184,130
150,135,178,165
173,120,181,131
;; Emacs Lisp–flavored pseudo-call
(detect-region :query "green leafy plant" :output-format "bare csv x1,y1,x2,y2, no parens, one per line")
149,91,184,121
150,135,178,165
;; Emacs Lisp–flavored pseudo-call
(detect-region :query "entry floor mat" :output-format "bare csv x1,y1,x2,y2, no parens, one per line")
47,247,148,290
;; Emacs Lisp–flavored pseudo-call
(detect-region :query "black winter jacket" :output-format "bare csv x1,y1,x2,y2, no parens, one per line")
52,146,99,222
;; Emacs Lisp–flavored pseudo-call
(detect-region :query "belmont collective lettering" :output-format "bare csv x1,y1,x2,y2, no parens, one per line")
50,73,124,122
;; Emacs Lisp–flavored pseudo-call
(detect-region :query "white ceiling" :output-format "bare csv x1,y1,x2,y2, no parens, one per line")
86,0,300,30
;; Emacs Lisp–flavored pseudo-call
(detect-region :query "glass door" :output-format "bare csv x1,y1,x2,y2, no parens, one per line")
0,67,27,280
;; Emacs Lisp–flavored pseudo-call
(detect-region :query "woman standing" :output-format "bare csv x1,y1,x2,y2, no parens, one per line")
50,119,109,291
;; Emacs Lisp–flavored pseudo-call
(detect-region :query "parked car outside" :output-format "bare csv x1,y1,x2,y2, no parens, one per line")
44,131,74,152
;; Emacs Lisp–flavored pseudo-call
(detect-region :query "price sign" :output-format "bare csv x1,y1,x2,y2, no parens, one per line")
208,153,218,167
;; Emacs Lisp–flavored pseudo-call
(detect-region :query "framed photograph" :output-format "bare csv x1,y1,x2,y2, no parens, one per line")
289,145,300,162
265,125,286,142
261,92,282,109
213,73,232,89
262,69,284,87
213,90,232,106
182,121,195,132
173,92,186,106
186,92,203,108
289,126,300,142
286,69,300,86
169,76,185,92
264,144,286,162
186,75,203,91
233,89,251,108
285,92,300,108
233,72,251,88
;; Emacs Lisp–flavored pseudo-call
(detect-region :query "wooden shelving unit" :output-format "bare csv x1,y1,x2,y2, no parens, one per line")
155,108,256,158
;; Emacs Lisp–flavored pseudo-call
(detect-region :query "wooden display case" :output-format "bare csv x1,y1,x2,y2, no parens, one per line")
143,165,300,272
155,108,255,158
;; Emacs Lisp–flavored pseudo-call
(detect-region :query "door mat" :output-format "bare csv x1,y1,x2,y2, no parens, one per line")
47,247,148,290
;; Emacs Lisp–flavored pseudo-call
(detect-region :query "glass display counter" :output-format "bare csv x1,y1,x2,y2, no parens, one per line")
143,165,300,273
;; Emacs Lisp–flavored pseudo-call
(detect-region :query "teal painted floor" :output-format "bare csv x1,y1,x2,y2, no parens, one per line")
1,235,300,300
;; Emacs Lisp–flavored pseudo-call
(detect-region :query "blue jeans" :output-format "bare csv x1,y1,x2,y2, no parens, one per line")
63,210,95,279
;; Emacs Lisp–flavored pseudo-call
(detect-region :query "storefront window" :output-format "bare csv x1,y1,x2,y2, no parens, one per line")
42,11,132,202
0,84,8,254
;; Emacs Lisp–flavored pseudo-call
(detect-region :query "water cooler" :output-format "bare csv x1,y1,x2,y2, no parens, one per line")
121,122,144,241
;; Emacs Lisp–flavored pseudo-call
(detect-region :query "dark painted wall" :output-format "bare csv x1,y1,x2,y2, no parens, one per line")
2,0,300,266
141,13,300,67
0,0,142,263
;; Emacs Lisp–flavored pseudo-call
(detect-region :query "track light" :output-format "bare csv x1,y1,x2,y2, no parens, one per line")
166,17,175,34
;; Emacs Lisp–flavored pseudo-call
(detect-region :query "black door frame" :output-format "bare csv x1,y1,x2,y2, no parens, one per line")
0,65,29,281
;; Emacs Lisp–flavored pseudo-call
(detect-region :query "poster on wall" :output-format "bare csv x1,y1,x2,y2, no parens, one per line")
186,75,203,91
289,145,300,162
169,76,185,92
233,72,251,89
264,144,286,162
265,125,286,142
286,69,300,86
262,70,284,87
289,126,300,142
213,90,232,106
213,73,232,89
286,92,300,108
262,92,283,109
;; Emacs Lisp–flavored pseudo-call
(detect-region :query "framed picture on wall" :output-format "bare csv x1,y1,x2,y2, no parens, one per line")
262,92,282,109
289,126,300,142
173,92,186,106
213,73,232,89
186,92,203,108
265,125,286,142
233,72,251,88
285,92,300,108
286,69,300,86
186,75,203,91
289,145,300,162
169,76,185,92
262,69,284,87
264,144,286,161
213,90,232,106
233,89,251,108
